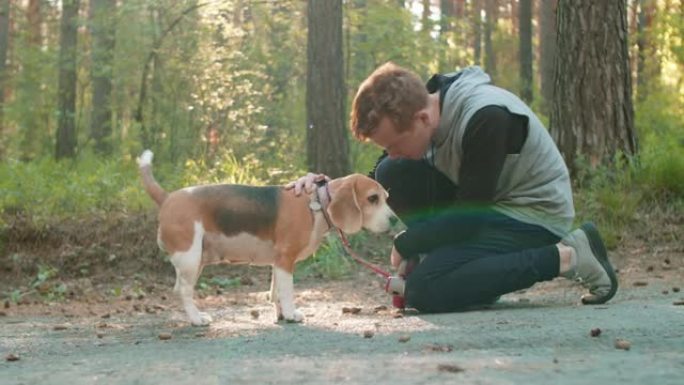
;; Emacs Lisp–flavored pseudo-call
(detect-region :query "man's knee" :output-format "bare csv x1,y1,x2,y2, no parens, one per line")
404,270,444,313
404,267,478,313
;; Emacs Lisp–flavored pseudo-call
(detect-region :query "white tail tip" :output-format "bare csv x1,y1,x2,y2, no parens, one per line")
138,150,154,167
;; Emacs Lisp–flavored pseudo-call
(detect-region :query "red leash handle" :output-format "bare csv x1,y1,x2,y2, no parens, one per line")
336,229,407,309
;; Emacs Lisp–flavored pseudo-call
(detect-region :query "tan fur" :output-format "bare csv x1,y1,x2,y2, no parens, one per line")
137,150,394,325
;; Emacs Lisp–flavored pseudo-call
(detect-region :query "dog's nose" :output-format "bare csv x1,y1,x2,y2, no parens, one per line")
389,215,399,227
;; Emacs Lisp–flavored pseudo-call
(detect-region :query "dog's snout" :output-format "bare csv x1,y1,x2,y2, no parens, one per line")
389,215,399,227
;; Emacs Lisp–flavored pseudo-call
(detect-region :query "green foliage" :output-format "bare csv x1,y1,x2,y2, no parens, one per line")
197,276,241,293
573,156,643,249
4,40,59,160
350,139,383,175
635,89,684,199
295,234,354,281
0,152,164,224
295,231,392,282
347,1,435,86
0,148,275,226
182,150,264,186
639,139,684,199
573,86,684,248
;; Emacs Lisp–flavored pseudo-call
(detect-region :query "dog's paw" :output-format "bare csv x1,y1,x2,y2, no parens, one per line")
189,312,213,326
281,309,304,323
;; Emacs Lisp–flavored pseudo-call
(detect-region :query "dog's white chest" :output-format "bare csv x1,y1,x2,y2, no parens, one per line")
202,232,277,266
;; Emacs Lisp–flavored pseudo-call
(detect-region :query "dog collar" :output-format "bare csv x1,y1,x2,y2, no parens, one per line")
309,181,335,230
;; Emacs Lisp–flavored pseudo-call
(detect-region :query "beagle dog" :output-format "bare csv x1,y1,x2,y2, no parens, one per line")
137,150,394,325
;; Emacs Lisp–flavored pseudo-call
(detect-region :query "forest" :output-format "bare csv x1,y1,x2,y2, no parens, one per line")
1,2,684,381
0,0,682,293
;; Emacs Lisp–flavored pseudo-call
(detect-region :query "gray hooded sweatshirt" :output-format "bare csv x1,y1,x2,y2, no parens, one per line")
428,66,574,237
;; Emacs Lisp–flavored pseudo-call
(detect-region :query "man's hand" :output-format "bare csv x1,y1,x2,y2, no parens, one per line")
390,245,403,269
284,173,330,196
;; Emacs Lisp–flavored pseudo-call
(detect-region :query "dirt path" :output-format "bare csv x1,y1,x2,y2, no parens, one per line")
2,263,683,385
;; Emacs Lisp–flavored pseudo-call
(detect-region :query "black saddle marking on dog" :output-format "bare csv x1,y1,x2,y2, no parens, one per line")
196,185,281,237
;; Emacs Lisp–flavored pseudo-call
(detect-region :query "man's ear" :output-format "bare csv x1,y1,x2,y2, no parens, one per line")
327,179,363,234
415,109,430,125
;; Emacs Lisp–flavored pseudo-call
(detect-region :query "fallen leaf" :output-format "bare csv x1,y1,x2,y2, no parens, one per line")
158,332,172,340
437,363,464,373
6,353,19,362
342,307,362,314
424,343,454,353
614,338,631,351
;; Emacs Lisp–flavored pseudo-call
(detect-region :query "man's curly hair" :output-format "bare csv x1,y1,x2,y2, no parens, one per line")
350,62,428,140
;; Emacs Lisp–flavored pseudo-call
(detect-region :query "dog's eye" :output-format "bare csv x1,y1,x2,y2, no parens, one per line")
367,194,379,204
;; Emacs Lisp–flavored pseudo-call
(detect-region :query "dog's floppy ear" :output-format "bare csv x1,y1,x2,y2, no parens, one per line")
327,178,363,234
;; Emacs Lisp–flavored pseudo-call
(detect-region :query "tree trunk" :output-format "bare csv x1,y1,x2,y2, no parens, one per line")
89,0,116,155
56,0,80,160
421,0,431,35
539,0,557,115
471,0,482,66
518,0,533,103
509,0,518,35
18,0,42,159
440,0,453,36
0,0,10,158
636,0,657,102
351,0,369,85
484,0,498,80
550,0,637,174
439,0,454,72
27,0,41,45
452,0,466,67
306,0,349,177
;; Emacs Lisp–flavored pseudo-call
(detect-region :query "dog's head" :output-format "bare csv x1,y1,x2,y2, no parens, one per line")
327,174,395,234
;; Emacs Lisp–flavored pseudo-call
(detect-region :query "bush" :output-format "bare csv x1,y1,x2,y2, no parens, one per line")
0,154,154,224
572,86,684,248
573,156,643,249
635,87,684,199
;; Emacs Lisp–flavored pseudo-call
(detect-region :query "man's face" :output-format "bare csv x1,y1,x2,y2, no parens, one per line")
369,114,431,160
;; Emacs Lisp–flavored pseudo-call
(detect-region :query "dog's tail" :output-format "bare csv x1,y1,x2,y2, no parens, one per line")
137,150,167,206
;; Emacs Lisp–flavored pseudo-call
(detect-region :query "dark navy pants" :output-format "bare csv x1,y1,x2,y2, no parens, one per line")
375,157,561,313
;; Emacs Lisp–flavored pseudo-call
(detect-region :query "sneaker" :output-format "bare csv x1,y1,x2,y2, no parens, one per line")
560,223,618,305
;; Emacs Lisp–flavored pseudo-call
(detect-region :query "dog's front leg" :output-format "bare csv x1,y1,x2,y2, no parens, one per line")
273,265,303,323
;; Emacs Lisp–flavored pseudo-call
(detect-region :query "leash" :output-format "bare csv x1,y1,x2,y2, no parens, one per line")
335,229,391,279
313,181,407,308
335,227,408,309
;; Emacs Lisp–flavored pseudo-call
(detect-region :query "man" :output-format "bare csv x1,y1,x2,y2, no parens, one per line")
289,62,618,313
